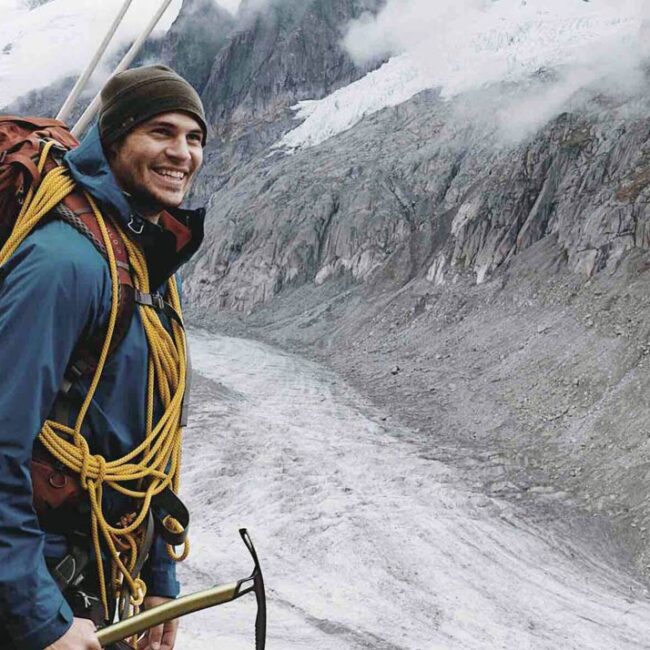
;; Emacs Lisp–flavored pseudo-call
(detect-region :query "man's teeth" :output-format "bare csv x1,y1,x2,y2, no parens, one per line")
155,169,186,180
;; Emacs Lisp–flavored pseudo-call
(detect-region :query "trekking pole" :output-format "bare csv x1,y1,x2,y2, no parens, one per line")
56,0,135,124
71,0,176,138
96,529,267,650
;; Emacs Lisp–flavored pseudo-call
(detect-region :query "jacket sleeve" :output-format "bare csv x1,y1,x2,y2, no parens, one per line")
140,534,181,598
0,231,108,648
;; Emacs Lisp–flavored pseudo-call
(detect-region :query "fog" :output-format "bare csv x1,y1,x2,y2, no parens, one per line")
216,0,241,13
0,0,183,107
343,0,650,141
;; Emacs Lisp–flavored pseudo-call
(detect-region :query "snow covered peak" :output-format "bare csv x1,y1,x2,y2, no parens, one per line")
278,0,648,151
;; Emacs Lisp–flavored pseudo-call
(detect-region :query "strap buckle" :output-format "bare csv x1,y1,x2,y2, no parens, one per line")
127,215,144,235
135,290,165,311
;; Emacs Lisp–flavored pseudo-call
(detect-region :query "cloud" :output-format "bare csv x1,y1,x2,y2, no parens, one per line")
0,0,183,107
342,0,650,140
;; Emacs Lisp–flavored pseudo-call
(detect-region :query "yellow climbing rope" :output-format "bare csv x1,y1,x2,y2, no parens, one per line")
0,143,189,619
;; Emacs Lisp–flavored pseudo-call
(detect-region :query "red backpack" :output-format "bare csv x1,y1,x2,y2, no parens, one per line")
0,115,136,376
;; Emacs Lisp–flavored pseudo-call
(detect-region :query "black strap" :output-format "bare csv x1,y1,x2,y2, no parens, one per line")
151,488,190,547
134,290,184,327
50,532,91,592
61,357,92,395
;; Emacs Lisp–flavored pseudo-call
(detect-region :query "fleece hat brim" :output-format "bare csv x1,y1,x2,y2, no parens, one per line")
99,65,207,146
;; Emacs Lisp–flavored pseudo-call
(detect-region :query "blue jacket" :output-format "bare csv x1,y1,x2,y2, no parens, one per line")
0,125,204,649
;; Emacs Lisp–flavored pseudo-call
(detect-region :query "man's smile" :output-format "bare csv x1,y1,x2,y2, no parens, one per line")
152,167,189,182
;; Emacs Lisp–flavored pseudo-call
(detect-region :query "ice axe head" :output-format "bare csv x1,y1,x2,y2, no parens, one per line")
235,528,266,650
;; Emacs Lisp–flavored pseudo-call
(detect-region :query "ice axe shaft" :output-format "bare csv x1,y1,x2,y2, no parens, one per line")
97,581,240,645
57,0,135,124
72,0,175,138
97,529,266,649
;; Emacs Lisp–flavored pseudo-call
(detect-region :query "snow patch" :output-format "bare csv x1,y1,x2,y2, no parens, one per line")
276,55,431,152
276,0,646,152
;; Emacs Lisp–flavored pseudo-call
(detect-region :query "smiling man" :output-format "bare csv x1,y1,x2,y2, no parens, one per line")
0,65,206,650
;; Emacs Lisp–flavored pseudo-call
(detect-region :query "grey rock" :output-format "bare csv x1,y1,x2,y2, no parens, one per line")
142,0,235,93
202,0,382,127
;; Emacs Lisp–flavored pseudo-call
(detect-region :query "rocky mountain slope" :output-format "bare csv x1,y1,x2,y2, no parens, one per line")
189,0,384,200
142,0,235,92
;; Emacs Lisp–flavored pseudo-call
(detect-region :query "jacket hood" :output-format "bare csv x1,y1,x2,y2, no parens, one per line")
64,124,133,227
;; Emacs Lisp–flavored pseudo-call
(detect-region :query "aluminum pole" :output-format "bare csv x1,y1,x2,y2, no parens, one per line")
57,0,135,124
72,0,176,138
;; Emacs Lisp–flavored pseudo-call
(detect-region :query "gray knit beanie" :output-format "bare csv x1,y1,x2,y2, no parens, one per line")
98,65,207,145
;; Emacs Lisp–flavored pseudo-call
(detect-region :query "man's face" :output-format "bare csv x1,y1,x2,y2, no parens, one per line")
108,111,204,213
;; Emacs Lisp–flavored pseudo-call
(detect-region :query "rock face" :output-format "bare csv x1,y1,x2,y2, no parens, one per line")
202,0,382,129
184,91,650,313
175,7,650,581
143,0,236,93
187,0,384,203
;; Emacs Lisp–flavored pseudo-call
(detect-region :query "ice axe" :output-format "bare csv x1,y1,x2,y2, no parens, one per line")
96,529,267,649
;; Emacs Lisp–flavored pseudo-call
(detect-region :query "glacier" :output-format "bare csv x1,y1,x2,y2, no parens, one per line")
277,0,645,151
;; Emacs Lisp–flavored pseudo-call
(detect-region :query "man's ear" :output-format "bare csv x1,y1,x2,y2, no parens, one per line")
104,145,116,161
103,137,123,162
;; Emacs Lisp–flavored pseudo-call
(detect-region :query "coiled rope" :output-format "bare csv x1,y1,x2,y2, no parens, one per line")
0,142,189,619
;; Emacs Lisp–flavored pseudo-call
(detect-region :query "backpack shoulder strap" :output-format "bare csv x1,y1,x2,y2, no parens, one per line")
54,192,136,385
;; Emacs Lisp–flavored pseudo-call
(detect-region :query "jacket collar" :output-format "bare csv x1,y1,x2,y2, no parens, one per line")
63,124,205,287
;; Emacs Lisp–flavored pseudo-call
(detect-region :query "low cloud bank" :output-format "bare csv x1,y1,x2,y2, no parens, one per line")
342,0,650,140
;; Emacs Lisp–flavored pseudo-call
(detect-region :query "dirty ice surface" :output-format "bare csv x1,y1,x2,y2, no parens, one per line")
176,330,650,649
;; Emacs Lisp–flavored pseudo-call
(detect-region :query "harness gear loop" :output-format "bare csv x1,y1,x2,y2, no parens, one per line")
0,146,190,620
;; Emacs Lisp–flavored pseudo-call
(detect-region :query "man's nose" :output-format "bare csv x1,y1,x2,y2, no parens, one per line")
165,136,192,162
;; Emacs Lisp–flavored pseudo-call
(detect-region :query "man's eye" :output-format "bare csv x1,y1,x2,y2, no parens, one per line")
152,128,171,136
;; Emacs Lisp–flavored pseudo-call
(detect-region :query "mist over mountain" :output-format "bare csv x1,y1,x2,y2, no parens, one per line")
5,0,650,600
